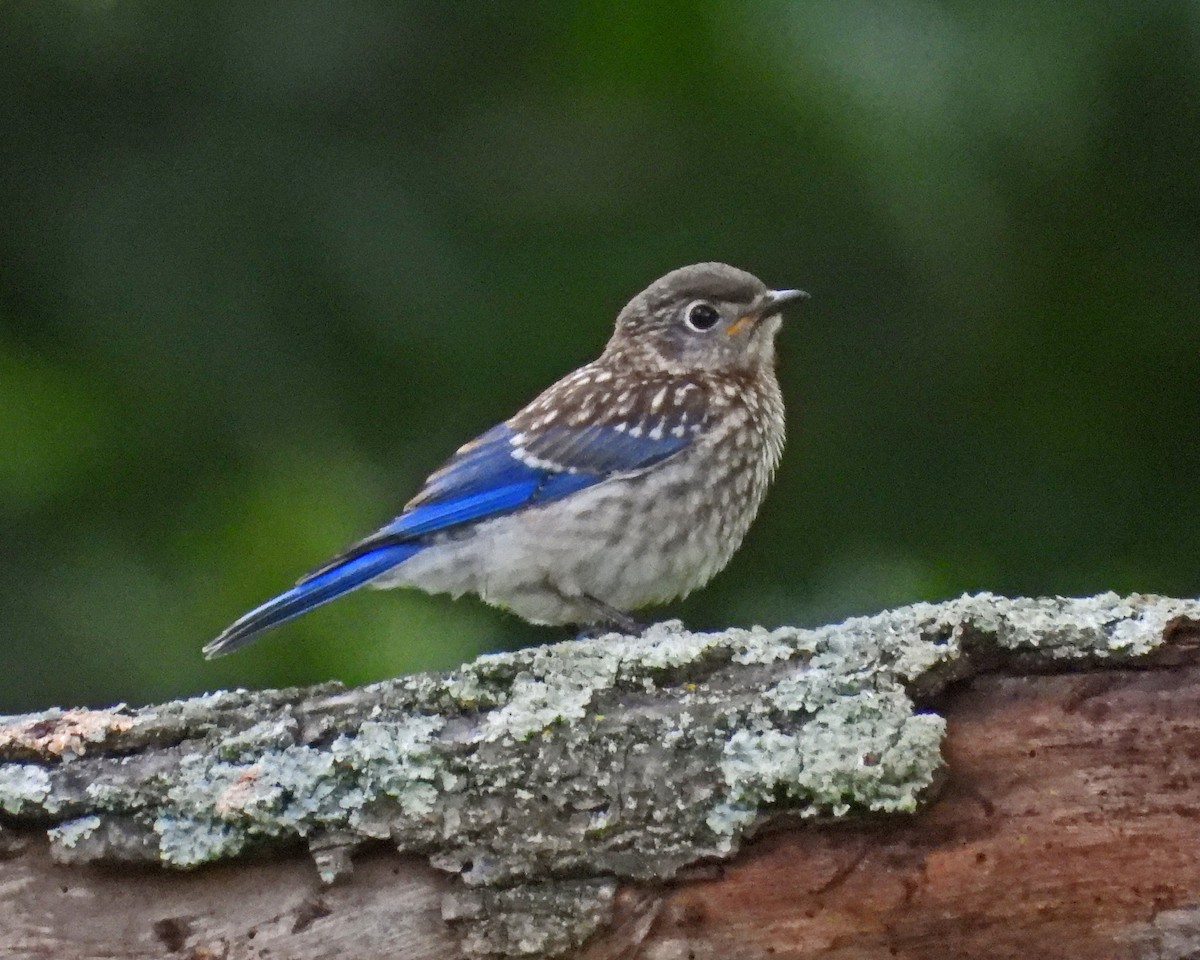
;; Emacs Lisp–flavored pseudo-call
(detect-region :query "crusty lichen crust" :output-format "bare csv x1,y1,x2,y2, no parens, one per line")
3,592,1197,958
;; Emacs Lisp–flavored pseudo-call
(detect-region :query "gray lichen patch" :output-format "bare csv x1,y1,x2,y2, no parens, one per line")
47,813,101,849
981,592,1183,658
3,592,1199,960
0,763,50,815
446,879,617,958
480,641,623,742
710,691,946,837
1123,905,1200,960
154,714,444,867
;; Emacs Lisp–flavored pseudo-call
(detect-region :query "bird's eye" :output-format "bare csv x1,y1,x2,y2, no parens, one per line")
685,302,721,331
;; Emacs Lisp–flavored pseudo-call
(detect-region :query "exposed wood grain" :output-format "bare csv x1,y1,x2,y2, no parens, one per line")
600,665,1200,960
4,594,1200,959
0,836,458,960
6,664,1197,959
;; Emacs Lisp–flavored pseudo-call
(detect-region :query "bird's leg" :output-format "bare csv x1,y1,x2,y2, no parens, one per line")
579,593,647,636
573,624,610,641
542,579,646,638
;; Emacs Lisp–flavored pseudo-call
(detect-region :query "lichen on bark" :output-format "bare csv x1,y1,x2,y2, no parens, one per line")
2,591,1198,958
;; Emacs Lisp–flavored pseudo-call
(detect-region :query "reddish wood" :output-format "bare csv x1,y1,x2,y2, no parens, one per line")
596,666,1200,960
4,665,1198,959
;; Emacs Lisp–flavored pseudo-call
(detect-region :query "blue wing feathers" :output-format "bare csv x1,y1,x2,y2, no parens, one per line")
520,423,690,475
409,425,527,507
207,414,697,655
203,543,422,657
389,479,542,538
316,423,685,559
353,423,687,547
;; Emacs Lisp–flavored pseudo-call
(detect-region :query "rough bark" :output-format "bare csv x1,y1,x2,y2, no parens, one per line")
2,592,1199,959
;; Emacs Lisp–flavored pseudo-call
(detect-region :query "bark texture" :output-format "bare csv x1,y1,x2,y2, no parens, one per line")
2,592,1199,959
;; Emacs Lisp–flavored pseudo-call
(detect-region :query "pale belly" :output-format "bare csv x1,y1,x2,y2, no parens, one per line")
372,439,775,625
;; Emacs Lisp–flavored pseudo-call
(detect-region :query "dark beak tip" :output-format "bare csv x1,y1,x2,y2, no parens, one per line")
767,288,810,311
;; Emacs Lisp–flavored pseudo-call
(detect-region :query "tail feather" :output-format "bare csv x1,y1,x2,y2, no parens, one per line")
204,543,421,658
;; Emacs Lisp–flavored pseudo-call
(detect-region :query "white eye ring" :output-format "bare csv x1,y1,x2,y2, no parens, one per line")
685,301,721,332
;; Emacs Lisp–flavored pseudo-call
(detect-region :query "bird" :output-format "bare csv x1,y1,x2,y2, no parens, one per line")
204,263,808,657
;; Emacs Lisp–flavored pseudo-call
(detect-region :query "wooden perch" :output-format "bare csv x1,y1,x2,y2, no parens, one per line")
3,592,1200,959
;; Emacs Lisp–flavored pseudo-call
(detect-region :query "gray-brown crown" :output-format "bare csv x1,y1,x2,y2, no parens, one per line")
604,263,805,373
617,263,769,326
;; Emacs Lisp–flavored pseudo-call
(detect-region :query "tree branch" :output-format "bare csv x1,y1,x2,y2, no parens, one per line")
3,593,1199,959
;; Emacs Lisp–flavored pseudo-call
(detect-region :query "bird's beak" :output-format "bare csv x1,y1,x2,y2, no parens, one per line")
727,287,810,336
758,288,810,316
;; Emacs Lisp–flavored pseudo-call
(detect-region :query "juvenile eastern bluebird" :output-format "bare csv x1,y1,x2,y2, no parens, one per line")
205,263,807,657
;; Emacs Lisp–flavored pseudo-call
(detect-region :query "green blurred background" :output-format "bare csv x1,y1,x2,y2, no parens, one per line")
2,1,1197,713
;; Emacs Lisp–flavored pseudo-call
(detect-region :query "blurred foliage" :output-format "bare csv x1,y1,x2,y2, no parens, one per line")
1,0,1198,712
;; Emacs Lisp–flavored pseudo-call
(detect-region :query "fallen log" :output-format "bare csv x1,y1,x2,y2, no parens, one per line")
2,593,1198,959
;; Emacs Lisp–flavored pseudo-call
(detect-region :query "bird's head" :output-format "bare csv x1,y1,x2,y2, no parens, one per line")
604,262,808,374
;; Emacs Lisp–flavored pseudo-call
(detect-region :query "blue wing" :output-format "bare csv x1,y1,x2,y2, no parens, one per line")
205,418,694,656
203,543,423,658
312,420,692,559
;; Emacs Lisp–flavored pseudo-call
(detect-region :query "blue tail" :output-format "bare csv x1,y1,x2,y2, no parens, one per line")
203,543,422,658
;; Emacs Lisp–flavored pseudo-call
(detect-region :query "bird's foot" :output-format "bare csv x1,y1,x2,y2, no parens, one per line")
574,621,649,641
573,622,638,641
576,595,648,638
